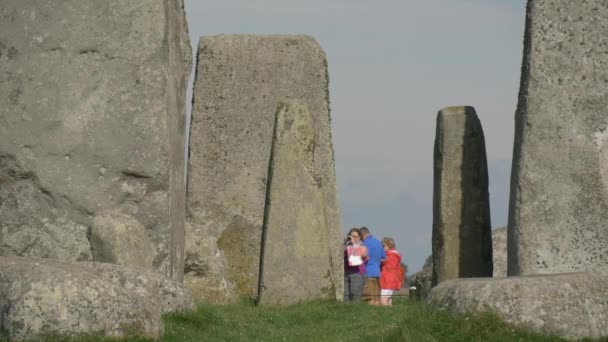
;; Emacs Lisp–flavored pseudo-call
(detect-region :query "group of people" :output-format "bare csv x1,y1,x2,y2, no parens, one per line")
343,227,404,306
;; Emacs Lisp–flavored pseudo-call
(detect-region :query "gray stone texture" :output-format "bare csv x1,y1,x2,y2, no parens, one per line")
0,256,194,341
89,210,154,270
0,0,192,281
187,35,342,302
428,272,608,340
432,106,493,286
508,0,608,276
257,101,337,305
492,227,507,277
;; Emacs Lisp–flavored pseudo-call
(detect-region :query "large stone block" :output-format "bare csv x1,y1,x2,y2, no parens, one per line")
257,101,337,305
187,35,342,302
492,227,507,277
0,256,193,341
428,272,608,340
508,0,608,276
0,0,192,281
432,106,492,286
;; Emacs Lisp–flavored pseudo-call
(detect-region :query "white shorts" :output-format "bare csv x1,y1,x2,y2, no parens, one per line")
380,289,393,298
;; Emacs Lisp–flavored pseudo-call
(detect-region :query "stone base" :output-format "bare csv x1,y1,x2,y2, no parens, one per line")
428,272,608,340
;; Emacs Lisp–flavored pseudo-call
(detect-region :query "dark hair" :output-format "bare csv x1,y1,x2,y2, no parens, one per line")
348,227,361,238
359,226,370,235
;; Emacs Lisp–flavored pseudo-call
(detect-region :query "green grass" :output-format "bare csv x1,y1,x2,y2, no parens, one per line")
161,298,565,342
3,298,605,341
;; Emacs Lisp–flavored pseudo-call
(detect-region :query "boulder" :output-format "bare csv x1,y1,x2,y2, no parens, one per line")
89,210,154,270
432,106,492,286
0,256,194,341
257,101,337,305
428,272,608,340
508,0,608,275
187,35,341,302
492,227,507,277
0,0,192,281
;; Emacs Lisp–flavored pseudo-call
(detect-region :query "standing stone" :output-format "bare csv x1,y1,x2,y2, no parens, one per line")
0,0,192,281
257,101,336,305
432,106,492,286
508,0,608,276
187,35,342,303
492,226,507,277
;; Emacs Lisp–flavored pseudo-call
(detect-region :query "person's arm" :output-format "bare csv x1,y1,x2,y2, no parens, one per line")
390,253,400,268
359,245,368,258
362,240,370,260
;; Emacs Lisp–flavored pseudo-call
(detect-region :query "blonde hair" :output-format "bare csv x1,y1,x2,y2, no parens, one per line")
382,237,395,249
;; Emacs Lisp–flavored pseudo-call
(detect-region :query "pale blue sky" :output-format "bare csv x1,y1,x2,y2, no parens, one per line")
184,0,527,273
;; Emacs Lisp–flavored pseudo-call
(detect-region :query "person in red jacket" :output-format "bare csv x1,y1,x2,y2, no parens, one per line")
380,237,403,306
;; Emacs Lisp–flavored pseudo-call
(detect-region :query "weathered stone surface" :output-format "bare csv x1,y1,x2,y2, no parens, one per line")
428,272,608,340
0,256,194,341
508,0,608,276
90,210,154,270
187,35,342,302
508,0,608,277
432,106,492,286
0,0,192,281
257,101,337,305
492,227,507,277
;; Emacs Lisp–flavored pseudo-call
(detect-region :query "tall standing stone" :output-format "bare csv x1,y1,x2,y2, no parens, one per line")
257,101,336,305
187,35,342,303
0,0,192,281
508,0,608,276
432,106,492,286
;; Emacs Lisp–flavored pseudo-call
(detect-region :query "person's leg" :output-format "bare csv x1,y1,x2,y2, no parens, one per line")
350,274,365,302
344,274,351,302
370,278,381,306
380,289,393,306
362,277,373,303
380,289,389,306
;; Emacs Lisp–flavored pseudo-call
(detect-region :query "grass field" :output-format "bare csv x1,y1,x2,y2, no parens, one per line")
6,297,600,342
159,298,565,342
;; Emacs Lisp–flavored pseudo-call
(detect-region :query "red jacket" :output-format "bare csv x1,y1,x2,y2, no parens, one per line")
380,249,402,290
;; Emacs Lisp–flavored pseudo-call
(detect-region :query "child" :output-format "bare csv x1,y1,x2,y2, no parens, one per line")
379,237,403,306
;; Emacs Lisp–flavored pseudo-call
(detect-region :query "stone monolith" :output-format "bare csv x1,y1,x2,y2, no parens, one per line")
257,101,336,305
0,1,191,281
508,1,608,276
187,35,342,303
432,106,492,286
